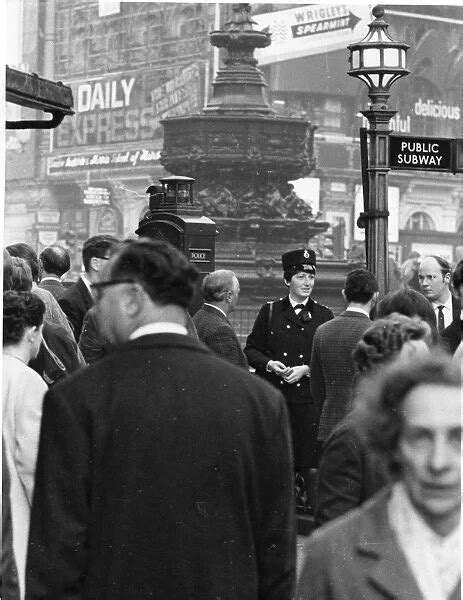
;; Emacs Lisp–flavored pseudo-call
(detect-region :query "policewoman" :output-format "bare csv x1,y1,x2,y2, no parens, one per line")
244,249,334,490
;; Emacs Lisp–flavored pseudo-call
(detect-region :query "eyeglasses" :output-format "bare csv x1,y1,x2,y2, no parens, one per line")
91,278,138,299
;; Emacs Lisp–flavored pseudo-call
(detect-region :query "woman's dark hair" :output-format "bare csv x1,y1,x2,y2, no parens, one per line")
10,257,33,292
3,291,45,346
353,313,428,374
6,243,39,282
452,260,463,293
376,287,438,344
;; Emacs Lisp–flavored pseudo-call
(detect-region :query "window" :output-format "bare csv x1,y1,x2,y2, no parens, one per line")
405,212,435,231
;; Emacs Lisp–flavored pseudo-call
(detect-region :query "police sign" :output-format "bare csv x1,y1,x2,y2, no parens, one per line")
389,136,452,172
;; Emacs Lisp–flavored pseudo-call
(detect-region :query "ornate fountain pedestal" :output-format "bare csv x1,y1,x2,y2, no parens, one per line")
160,3,330,300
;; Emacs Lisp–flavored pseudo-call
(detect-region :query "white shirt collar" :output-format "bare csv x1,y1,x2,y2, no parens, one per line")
288,295,308,308
388,481,461,600
40,276,61,283
345,306,370,318
431,294,452,311
129,322,188,340
80,274,93,297
203,303,227,318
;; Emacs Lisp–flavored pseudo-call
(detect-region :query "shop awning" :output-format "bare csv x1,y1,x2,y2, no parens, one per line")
6,66,74,130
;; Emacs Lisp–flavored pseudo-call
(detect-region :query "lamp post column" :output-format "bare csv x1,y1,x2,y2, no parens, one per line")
362,107,396,296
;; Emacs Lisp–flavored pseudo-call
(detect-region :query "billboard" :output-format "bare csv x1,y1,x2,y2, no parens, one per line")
253,4,371,65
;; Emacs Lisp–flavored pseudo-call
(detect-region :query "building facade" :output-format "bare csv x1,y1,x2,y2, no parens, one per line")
5,2,463,289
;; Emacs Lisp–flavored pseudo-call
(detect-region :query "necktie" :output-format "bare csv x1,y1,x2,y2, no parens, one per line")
294,303,305,314
437,305,445,334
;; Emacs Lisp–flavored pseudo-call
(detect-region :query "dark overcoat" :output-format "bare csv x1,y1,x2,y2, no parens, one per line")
58,277,94,341
310,310,371,442
26,333,295,600
297,487,461,600
315,418,389,527
193,304,248,368
244,296,333,467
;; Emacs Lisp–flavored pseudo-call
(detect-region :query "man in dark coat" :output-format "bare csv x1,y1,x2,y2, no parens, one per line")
193,269,248,368
441,259,462,355
244,248,334,485
58,235,119,341
38,245,71,300
26,238,295,600
310,268,378,444
297,354,461,600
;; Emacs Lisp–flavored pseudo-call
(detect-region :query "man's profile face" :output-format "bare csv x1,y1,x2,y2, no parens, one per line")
397,382,461,535
288,270,315,301
418,258,450,302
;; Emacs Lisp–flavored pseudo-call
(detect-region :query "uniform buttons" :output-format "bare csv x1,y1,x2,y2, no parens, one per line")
299,354,303,358
283,352,287,357
280,380,284,385
296,383,301,387
286,324,290,329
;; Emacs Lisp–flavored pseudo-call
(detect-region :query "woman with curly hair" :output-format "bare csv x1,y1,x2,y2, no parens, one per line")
315,313,430,528
3,290,48,599
352,313,430,375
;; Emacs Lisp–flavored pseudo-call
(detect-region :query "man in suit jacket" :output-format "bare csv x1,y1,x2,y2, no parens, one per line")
442,260,462,355
193,269,248,368
310,268,378,443
26,238,295,600
38,245,71,300
58,235,119,341
418,255,461,334
297,354,461,600
245,248,334,479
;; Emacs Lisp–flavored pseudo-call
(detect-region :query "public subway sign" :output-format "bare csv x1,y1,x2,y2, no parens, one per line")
389,136,453,172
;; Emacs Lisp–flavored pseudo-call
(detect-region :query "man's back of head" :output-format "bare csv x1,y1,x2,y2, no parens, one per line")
93,238,199,344
343,268,378,306
201,269,239,315
40,245,71,279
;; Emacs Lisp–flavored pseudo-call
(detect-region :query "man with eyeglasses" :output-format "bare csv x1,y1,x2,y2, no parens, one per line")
26,238,295,600
245,249,334,506
58,234,119,341
418,255,460,335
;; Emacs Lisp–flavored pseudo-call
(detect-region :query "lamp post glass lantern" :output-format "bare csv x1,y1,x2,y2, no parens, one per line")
348,5,409,295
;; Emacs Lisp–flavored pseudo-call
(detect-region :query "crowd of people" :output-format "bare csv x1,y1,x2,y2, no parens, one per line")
2,236,461,600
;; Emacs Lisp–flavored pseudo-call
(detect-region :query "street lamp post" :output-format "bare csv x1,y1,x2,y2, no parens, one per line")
348,5,409,295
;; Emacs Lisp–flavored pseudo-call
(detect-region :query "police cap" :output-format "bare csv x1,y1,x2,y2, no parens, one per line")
281,248,316,275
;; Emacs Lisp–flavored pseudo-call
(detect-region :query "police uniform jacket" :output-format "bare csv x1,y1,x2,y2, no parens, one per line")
244,296,334,404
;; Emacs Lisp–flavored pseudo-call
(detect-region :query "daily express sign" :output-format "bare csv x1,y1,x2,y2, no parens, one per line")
253,4,370,65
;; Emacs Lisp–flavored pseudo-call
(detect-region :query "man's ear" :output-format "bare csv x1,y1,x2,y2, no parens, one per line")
341,288,347,302
283,279,290,287
90,256,100,272
123,284,144,318
444,272,451,284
